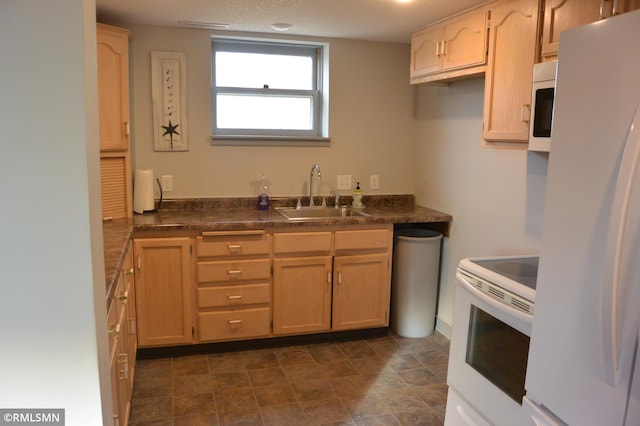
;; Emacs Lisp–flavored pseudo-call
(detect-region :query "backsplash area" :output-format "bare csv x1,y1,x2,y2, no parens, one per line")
158,194,417,211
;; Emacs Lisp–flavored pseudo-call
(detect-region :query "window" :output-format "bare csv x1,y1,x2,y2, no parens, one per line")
211,38,329,142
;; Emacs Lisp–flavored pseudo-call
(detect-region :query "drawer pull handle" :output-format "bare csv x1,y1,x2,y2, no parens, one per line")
228,319,243,325
117,353,129,380
227,270,242,275
118,290,129,301
227,295,243,300
126,268,134,276
227,244,242,251
108,323,120,337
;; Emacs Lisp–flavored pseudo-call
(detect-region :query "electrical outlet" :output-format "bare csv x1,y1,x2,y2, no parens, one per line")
370,175,379,190
161,175,173,192
337,175,352,190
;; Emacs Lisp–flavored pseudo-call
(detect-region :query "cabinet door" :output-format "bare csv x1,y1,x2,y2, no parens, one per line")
540,0,602,60
97,24,130,152
134,237,193,347
100,155,130,220
620,0,640,13
410,26,443,79
273,256,332,335
441,8,488,72
332,253,390,331
483,0,540,143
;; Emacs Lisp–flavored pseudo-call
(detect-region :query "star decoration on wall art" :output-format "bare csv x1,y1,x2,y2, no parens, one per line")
161,120,180,149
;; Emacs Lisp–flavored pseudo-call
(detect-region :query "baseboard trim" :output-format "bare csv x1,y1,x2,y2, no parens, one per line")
136,327,389,360
435,317,451,339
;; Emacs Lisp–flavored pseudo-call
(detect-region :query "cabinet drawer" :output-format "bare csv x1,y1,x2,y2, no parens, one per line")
274,232,332,255
196,232,270,258
199,308,270,341
197,259,270,283
198,283,270,308
334,228,390,251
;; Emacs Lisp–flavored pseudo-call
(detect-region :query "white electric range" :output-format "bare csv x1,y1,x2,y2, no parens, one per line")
445,255,538,426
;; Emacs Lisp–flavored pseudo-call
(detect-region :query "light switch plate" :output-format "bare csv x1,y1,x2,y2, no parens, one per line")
370,175,379,190
337,175,352,190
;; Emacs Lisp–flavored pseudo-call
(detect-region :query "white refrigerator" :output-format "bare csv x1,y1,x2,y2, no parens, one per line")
523,9,640,426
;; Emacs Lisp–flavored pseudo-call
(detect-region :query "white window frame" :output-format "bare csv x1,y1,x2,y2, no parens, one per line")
211,37,329,144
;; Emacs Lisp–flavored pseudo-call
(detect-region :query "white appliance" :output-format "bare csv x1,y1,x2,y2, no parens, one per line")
523,10,640,426
528,60,557,152
446,256,537,426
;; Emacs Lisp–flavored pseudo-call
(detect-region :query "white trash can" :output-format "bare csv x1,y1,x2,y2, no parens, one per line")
391,229,442,338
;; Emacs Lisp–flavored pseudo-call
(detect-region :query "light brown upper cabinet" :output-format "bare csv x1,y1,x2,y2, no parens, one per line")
540,0,640,61
483,0,540,144
97,23,130,152
410,6,490,84
98,24,132,220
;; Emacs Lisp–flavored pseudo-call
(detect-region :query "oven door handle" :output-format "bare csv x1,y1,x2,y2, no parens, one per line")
456,272,533,325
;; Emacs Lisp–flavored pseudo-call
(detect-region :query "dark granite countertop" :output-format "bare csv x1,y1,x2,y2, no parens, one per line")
103,195,452,306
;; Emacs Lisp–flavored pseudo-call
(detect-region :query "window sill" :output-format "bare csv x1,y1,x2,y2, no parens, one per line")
211,135,331,147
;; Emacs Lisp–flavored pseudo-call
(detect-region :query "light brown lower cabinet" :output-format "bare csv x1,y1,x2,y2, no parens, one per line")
273,226,392,335
134,237,193,347
272,256,333,335
108,243,136,426
195,231,272,342
131,226,393,349
332,253,391,331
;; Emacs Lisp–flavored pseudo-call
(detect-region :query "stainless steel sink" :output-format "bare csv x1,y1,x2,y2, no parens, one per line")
274,206,369,221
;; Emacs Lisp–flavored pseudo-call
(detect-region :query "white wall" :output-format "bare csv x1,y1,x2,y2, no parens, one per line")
414,78,549,334
128,26,415,198
0,0,110,423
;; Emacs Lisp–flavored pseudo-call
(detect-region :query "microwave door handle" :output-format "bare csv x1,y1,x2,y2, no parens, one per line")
456,272,533,325
602,103,640,386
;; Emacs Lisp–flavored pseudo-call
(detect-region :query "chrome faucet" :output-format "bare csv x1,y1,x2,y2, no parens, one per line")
309,164,321,206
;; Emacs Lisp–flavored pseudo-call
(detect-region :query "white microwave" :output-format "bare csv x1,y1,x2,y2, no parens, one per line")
528,60,557,152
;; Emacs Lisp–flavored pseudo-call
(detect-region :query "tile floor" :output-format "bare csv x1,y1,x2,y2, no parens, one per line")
129,331,450,425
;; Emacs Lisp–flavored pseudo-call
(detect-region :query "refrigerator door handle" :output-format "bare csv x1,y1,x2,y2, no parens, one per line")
602,102,640,386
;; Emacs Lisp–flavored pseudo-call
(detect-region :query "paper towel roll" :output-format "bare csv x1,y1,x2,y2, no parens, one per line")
133,169,155,214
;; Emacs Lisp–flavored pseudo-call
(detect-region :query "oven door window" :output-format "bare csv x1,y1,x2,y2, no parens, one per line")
532,87,554,137
465,305,530,403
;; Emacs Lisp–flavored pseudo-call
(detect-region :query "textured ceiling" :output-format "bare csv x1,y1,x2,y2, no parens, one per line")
96,0,488,44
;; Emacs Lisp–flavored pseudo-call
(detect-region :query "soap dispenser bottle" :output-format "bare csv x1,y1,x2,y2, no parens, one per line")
352,181,363,208
257,174,269,210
